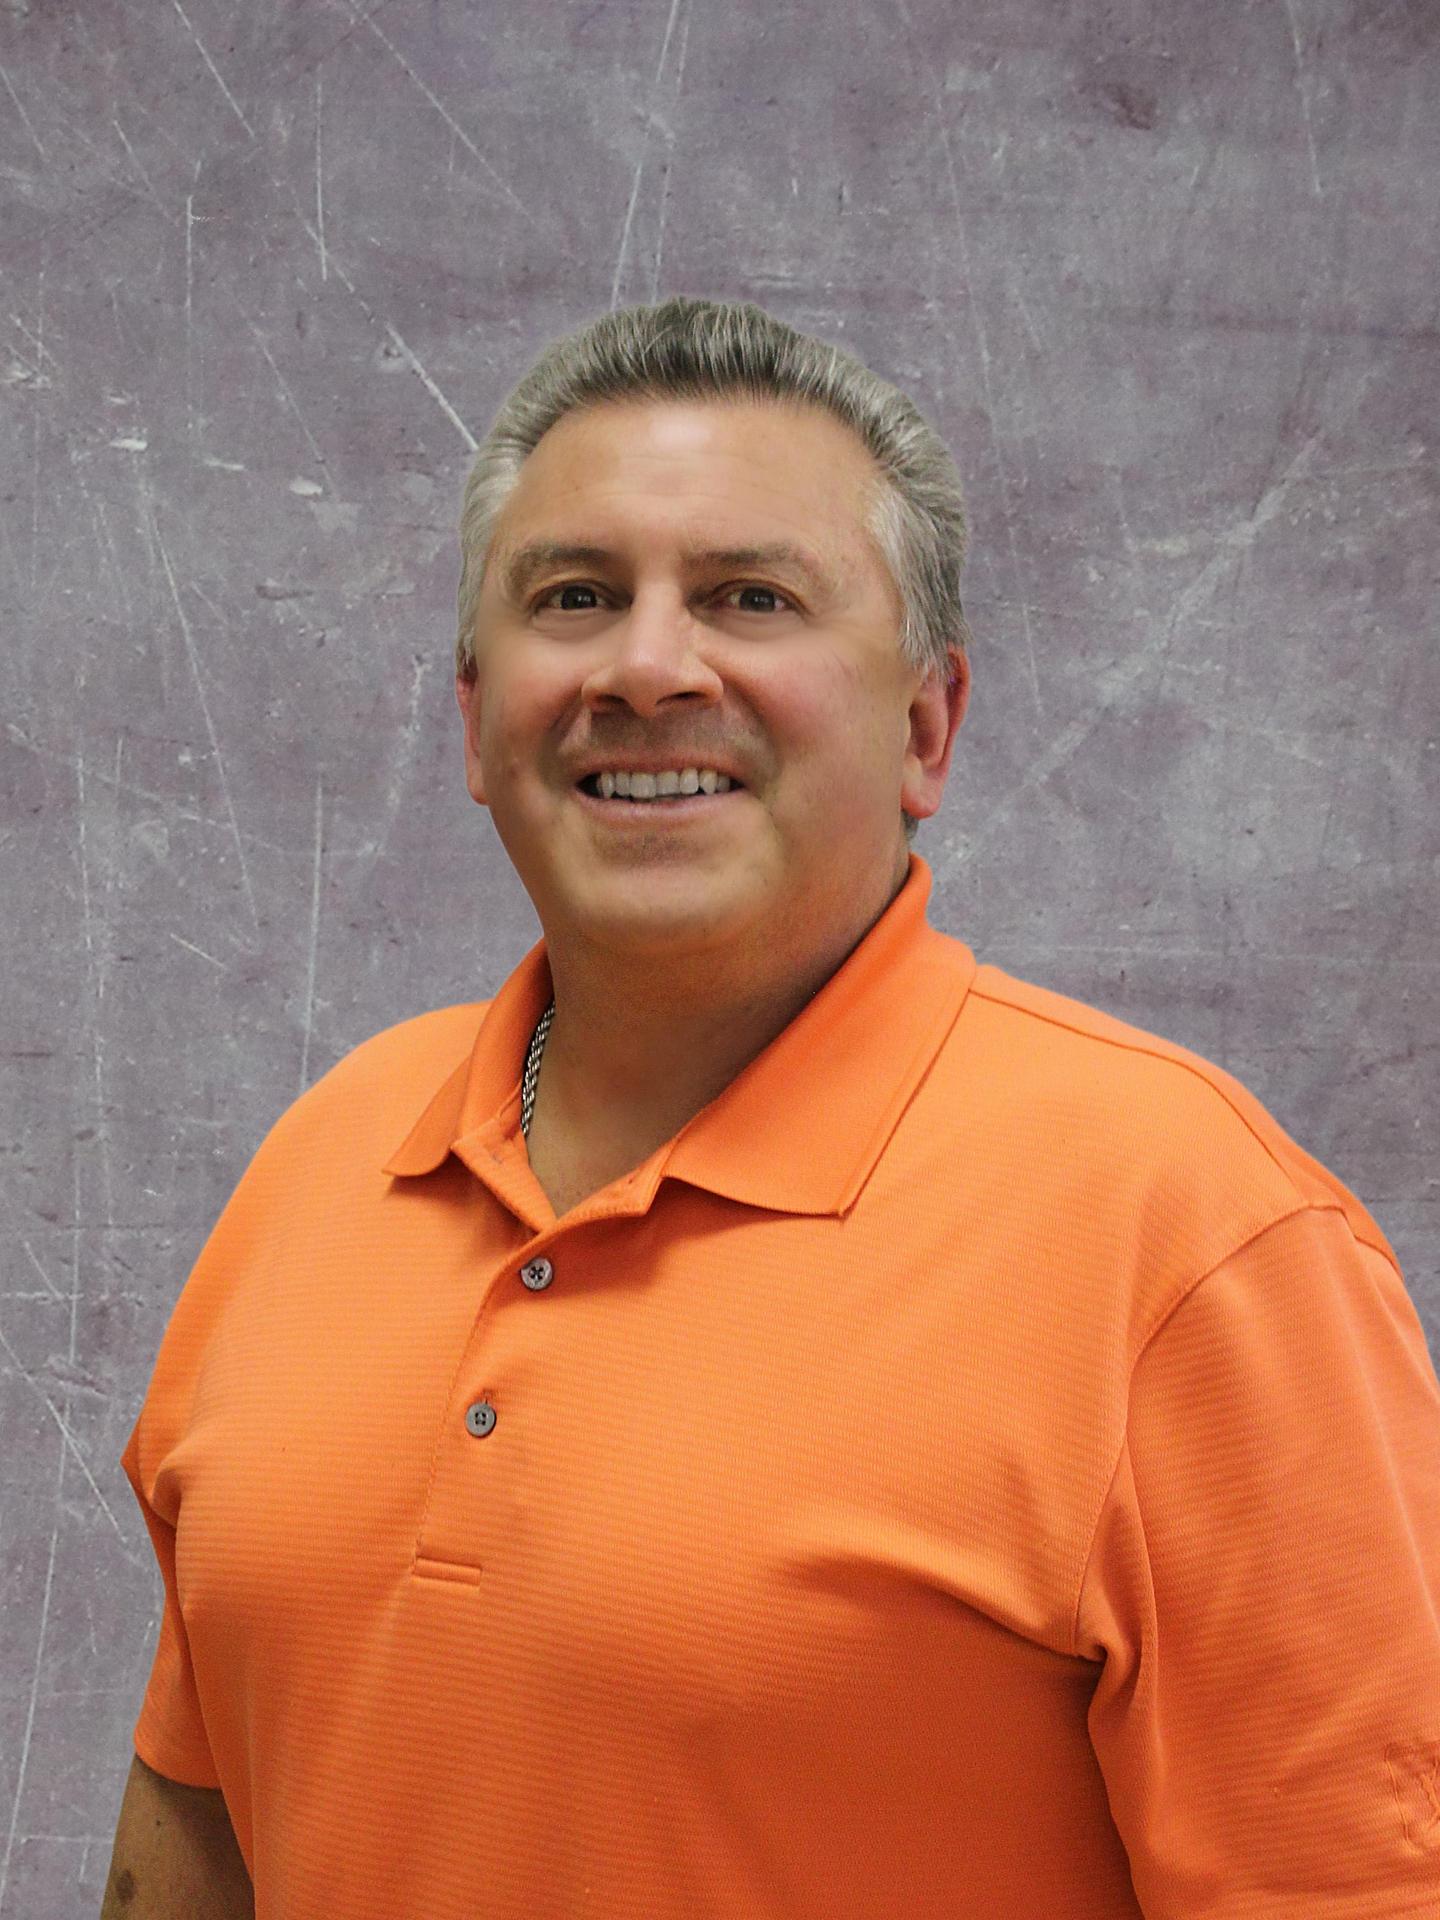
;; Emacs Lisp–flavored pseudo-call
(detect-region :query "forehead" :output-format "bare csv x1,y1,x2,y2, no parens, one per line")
494,397,882,564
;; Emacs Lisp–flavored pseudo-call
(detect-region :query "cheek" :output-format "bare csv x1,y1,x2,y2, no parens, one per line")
758,660,854,746
784,678,894,777
477,678,553,784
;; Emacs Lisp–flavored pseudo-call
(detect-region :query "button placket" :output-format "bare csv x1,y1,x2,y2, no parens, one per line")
460,1255,552,1440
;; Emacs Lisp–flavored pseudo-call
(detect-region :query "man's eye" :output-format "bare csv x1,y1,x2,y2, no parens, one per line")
722,584,791,614
536,583,604,612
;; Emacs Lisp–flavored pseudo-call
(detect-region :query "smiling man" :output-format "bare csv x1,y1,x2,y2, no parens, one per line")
106,298,1440,1920
457,388,966,1216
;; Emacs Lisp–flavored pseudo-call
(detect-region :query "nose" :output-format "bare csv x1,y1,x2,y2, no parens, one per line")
579,583,723,716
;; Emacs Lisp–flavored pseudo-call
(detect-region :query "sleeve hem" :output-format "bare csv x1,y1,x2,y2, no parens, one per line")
133,1715,223,1790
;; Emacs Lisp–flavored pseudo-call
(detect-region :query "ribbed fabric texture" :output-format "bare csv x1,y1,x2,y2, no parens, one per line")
120,854,1440,1918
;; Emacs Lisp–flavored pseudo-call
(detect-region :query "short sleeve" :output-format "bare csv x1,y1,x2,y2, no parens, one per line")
120,1409,224,1788
115,1076,302,1789
1076,1203,1440,1917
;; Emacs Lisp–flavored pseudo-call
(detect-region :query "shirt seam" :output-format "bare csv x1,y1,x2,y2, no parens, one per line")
968,981,1329,1211
1067,1198,1389,1660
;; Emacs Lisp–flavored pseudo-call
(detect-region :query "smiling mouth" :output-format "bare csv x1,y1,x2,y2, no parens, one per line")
575,774,746,801
572,775,749,823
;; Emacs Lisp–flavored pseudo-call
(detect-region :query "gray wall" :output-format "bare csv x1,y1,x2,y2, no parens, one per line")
3,0,1436,1908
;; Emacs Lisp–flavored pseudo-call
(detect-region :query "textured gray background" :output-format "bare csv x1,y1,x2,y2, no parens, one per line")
3,0,1437,1909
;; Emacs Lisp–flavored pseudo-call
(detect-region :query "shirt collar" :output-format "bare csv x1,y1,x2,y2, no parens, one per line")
382,852,976,1219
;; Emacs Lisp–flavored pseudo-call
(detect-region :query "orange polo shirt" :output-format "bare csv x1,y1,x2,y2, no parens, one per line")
121,853,1440,1918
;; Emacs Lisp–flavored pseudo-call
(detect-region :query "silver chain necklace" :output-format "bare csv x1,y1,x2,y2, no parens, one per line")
520,999,556,1137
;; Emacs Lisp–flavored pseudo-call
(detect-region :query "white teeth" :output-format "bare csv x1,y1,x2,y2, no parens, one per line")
594,767,735,801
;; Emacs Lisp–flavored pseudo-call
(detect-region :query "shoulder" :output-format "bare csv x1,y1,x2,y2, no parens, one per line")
961,961,1316,1202
246,1001,491,1178
128,1002,497,1440
943,957,1395,1271
309,1001,489,1097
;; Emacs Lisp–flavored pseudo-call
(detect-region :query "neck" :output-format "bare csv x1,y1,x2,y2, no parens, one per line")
530,854,911,1159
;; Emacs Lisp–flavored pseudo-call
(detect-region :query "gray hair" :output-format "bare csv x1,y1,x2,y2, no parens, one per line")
455,296,974,843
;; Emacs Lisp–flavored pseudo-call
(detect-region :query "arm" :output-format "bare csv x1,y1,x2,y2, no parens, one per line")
99,1752,253,1920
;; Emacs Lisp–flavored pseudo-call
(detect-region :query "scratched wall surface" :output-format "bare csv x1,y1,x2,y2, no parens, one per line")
3,0,1438,1906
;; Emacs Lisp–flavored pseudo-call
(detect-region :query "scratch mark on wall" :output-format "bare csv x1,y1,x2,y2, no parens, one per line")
314,71,329,282
127,447,161,589
1281,0,1324,199
611,0,689,309
169,931,230,970
298,771,325,1093
5,346,46,392
171,0,256,139
9,309,61,379
242,313,328,471
647,0,694,301
0,62,48,163
1107,464,1151,618
0,1320,129,1544
81,482,135,625
73,748,116,1239
357,639,431,872
282,231,478,452
68,1150,80,1394
17,1827,108,1840
150,516,262,932
341,0,529,217
108,284,131,357
1012,285,1044,358
111,117,171,221
383,322,478,452
185,191,196,441
21,1242,65,1303
29,266,44,593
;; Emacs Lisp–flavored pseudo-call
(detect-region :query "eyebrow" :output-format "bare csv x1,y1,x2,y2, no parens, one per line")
495,540,843,605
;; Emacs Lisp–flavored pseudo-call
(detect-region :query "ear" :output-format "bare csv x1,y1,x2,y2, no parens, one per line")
455,670,489,807
899,645,971,825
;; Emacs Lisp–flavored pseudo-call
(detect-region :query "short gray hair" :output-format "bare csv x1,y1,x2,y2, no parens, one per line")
455,297,974,843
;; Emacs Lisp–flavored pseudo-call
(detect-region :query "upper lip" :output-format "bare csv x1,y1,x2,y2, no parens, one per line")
571,756,747,787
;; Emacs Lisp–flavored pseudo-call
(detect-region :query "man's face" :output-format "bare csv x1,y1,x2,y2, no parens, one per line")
455,396,967,962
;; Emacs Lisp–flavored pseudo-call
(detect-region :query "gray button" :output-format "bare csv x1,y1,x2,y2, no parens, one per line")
520,1256,553,1291
465,1400,496,1437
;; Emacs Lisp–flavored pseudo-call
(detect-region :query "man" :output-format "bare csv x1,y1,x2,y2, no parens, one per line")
103,297,1440,1917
